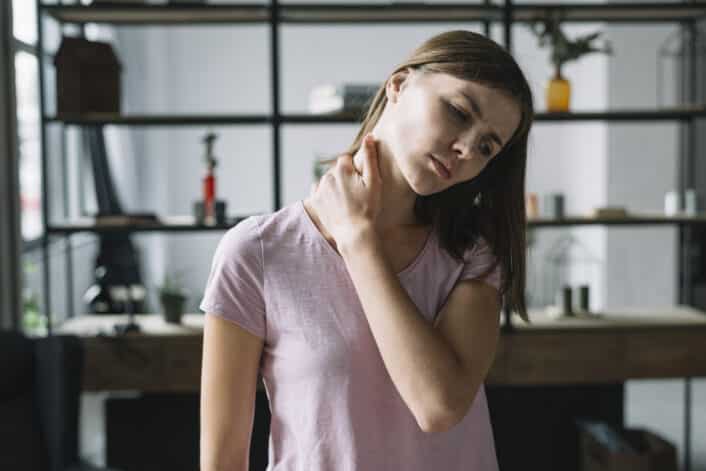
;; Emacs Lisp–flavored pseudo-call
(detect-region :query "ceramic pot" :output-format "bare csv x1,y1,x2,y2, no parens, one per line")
160,292,186,324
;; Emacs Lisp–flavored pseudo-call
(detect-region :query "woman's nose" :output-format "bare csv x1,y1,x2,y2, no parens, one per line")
454,130,479,161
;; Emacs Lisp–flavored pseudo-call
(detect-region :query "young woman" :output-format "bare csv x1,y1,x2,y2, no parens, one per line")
200,30,534,471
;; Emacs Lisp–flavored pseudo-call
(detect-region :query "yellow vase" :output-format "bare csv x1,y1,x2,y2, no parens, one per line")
546,71,571,112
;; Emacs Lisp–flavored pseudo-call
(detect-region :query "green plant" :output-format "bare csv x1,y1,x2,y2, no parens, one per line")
529,17,613,73
21,260,47,336
158,271,189,323
158,272,187,298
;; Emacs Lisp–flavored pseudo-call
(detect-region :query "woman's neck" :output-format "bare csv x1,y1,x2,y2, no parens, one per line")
350,137,422,232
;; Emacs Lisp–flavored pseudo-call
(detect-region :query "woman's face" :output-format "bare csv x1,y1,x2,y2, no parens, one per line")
379,68,522,196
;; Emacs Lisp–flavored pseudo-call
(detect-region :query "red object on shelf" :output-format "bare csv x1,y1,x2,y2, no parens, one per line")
203,171,215,221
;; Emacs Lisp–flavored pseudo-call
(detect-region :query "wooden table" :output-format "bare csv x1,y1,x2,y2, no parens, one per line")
57,306,706,392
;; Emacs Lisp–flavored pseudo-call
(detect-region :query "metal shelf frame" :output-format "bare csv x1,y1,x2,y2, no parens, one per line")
41,106,706,125
35,2,703,468
45,212,706,235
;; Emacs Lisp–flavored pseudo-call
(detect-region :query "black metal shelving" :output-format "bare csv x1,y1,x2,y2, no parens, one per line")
36,3,704,468
45,213,706,235
42,105,706,125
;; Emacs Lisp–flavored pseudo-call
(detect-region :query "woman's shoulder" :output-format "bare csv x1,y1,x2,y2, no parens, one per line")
213,216,263,264
221,201,302,247
254,200,308,243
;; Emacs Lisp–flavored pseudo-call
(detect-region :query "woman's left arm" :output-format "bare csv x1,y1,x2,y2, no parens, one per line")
339,228,501,434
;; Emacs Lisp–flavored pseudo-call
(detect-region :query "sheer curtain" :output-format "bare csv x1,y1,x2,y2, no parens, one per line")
82,125,145,309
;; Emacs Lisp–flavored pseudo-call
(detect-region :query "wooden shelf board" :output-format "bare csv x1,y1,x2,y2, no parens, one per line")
528,213,706,227
42,3,706,24
47,215,255,234
280,4,502,23
43,4,271,24
514,305,706,332
56,308,706,390
45,113,270,126
513,3,706,23
44,106,706,126
47,212,706,234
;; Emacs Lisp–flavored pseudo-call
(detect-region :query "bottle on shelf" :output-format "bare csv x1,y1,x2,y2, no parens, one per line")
202,132,218,226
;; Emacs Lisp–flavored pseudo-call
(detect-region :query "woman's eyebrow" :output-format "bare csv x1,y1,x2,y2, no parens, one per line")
457,91,504,148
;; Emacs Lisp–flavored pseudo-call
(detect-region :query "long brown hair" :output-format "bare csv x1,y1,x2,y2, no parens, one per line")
321,30,534,322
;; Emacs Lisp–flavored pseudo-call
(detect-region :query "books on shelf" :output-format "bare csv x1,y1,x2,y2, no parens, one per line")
92,212,160,227
590,207,629,218
309,83,379,115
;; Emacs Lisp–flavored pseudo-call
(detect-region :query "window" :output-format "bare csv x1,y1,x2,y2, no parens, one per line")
13,0,43,243
12,0,36,45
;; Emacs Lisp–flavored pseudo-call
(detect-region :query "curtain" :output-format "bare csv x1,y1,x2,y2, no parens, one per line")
82,126,145,312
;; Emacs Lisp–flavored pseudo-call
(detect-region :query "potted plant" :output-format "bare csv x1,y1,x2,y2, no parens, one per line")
22,260,47,337
529,17,613,112
158,273,188,324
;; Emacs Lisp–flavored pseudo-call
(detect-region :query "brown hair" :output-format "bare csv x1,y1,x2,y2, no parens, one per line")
320,30,534,322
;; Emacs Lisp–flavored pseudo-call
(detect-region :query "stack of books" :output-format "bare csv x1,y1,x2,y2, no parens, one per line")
309,83,379,115
93,212,160,227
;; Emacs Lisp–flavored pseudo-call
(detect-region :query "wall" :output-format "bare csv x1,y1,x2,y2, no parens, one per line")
605,17,706,470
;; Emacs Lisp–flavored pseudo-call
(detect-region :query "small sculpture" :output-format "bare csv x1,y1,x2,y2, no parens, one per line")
202,132,218,225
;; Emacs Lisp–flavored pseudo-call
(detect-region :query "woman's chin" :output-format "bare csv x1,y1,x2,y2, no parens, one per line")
396,161,448,196
408,176,446,196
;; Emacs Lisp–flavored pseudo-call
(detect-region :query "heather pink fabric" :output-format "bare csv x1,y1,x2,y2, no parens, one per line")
200,199,503,471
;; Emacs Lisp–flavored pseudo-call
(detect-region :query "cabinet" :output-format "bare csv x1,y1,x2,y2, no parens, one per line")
36,2,705,468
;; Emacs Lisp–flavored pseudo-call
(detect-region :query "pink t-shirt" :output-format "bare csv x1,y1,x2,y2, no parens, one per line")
199,199,503,471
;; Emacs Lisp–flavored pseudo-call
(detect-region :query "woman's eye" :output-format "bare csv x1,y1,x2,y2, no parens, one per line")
480,142,493,158
446,102,467,121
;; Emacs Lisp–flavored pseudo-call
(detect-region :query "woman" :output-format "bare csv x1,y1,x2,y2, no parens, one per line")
200,29,534,470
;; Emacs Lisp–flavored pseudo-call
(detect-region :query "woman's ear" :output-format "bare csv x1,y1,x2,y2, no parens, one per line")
385,67,413,103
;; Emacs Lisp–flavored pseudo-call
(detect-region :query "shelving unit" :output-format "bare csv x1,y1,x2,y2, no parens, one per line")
35,0,705,335
36,2,704,467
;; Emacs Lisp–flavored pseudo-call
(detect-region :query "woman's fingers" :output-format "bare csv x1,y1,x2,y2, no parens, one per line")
361,134,381,188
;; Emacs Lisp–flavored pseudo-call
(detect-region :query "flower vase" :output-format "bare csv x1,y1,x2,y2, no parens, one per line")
546,68,571,112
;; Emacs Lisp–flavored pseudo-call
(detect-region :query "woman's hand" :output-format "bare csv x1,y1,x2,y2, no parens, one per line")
309,133,383,249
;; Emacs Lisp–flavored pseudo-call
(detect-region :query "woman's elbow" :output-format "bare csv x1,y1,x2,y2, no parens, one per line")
200,452,249,471
200,436,250,471
414,399,461,434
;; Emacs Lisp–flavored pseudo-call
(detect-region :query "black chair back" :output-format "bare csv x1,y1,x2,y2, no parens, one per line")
0,331,84,471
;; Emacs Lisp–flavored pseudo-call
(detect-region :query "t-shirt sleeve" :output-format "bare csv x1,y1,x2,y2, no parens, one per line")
458,236,503,293
199,216,266,340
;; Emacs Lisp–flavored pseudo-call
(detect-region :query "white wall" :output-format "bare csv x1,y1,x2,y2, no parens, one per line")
604,19,706,471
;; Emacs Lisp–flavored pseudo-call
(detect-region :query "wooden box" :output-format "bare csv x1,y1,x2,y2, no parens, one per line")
54,36,121,114
580,425,678,471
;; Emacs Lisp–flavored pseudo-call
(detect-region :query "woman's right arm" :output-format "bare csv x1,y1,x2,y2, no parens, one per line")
200,312,264,471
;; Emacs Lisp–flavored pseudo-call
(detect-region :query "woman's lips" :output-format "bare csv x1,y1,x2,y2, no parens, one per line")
429,155,451,179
